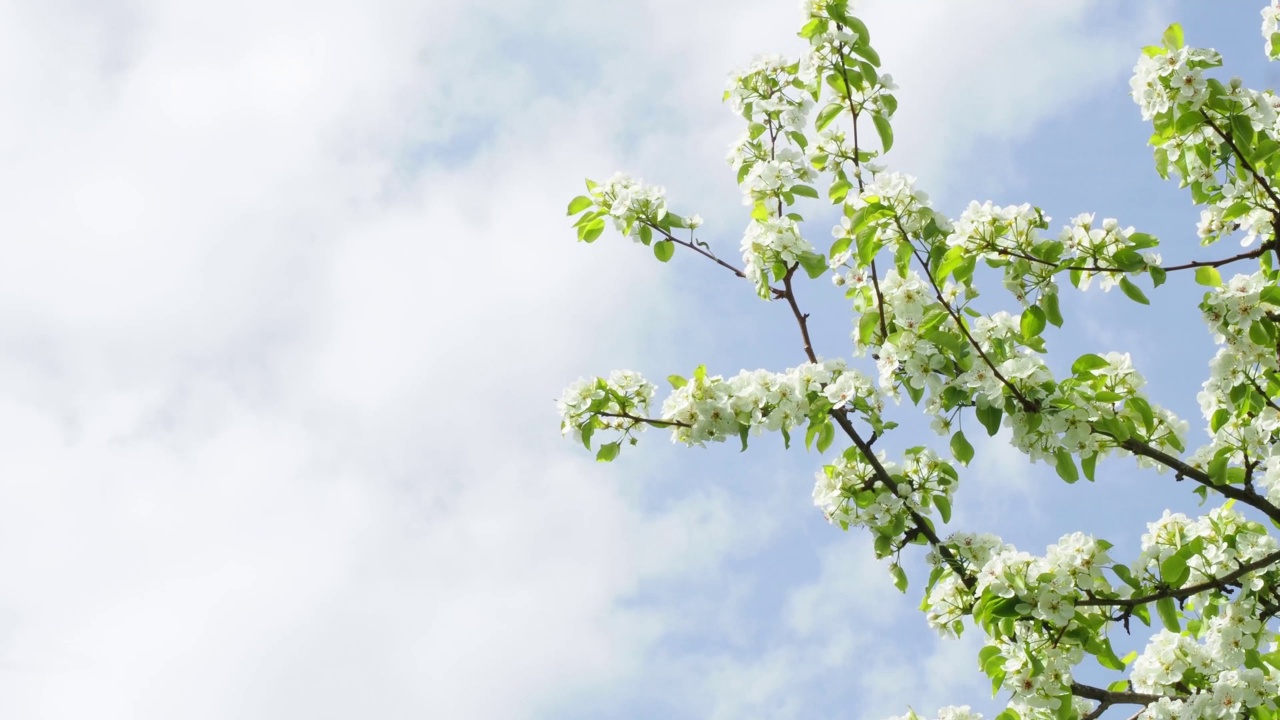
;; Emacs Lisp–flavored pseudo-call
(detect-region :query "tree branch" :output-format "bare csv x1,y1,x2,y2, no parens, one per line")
644,221,786,299
1079,548,1280,609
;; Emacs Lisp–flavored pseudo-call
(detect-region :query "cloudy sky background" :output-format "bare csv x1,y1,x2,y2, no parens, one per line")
0,0,1274,718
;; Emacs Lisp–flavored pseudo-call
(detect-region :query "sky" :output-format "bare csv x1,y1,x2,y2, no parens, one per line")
0,0,1274,718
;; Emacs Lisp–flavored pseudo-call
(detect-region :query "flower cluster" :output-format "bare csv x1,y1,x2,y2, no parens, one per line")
964,533,1116,717
724,53,825,298
557,370,659,457
922,532,1007,637
592,172,669,239
811,445,958,543
1132,31,1279,249
661,359,881,447
1266,1,1280,59
1131,623,1277,719
1136,506,1277,595
1191,272,1280,493
740,215,817,298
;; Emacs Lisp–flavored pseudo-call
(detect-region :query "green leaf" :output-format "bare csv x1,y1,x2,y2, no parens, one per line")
1072,353,1109,376
976,404,1002,437
1096,638,1126,670
816,102,843,132
1119,277,1150,305
799,17,824,39
858,310,881,345
638,223,653,245
667,375,687,389
791,184,819,199
567,195,593,215
1250,320,1273,347
935,496,952,523
978,645,1002,670
1195,266,1223,287
1021,306,1047,340
1054,448,1079,484
596,442,620,463
890,563,908,592
799,251,829,279
1163,23,1184,51
581,220,606,243
1112,248,1146,272
1156,596,1180,632
1161,551,1190,588
950,430,975,465
1081,453,1097,482
653,240,675,262
850,42,881,68
872,113,893,152
1042,292,1063,327
937,246,966,281
816,420,835,453
1112,563,1140,590
829,179,852,203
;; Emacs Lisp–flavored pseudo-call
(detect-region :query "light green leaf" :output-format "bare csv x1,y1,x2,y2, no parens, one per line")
1195,266,1223,287
1156,596,1180,631
1081,453,1097,482
1042,292,1063,327
872,113,893,152
596,442,620,462
890,563,908,592
582,220,606,243
817,420,835,453
1072,353,1109,376
653,240,675,262
816,102,843,132
950,430,974,465
850,42,880,67
1054,448,1079,484
1163,23,1184,51
1119,276,1150,305
1021,306,1046,340
567,195,593,215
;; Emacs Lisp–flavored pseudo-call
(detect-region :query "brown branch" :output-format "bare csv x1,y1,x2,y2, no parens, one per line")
903,236,1036,412
828,411,977,589
831,42,866,191
782,268,819,364
1071,682,1166,714
1163,242,1272,272
1079,549,1280,609
1102,434,1280,525
645,221,786,299
1200,109,1280,211
596,410,690,429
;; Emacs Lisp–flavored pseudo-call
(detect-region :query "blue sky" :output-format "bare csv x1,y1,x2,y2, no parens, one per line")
0,0,1273,718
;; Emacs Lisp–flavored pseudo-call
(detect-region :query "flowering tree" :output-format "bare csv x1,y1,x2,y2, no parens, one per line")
557,2,1280,718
